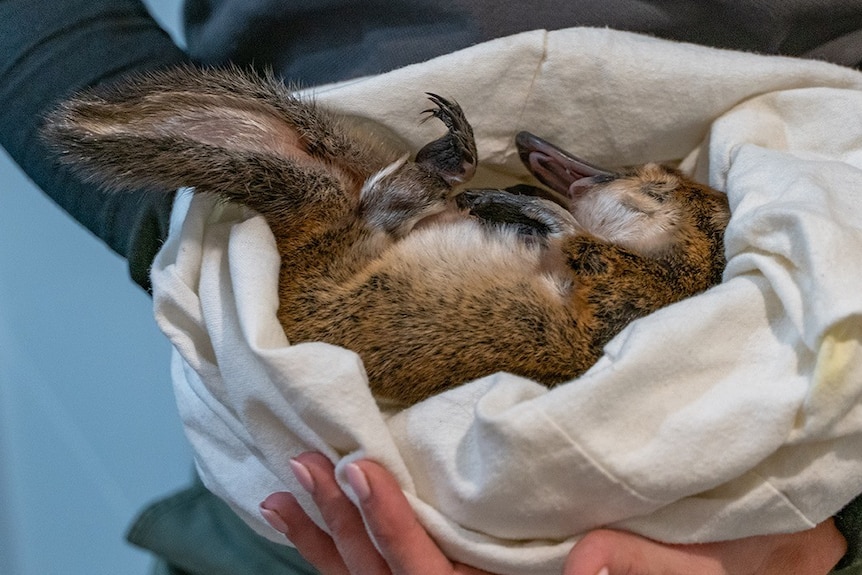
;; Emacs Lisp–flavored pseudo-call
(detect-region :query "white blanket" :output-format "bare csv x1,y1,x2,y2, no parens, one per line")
151,28,862,575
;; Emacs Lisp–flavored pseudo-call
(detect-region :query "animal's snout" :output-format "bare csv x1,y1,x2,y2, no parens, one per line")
516,131,618,201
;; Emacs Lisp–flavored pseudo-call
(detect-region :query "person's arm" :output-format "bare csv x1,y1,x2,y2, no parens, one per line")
834,494,862,571
0,0,189,291
261,453,851,575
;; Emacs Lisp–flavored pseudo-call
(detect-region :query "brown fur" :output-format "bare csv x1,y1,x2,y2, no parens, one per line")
42,65,730,407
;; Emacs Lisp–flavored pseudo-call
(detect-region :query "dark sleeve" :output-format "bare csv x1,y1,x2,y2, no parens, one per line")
834,493,862,572
0,0,190,291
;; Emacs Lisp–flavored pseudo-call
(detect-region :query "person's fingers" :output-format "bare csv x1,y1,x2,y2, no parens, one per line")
293,452,393,575
747,519,847,575
559,529,613,575
261,452,846,575
349,460,491,575
564,520,847,575
260,491,350,575
801,518,849,572
563,529,722,575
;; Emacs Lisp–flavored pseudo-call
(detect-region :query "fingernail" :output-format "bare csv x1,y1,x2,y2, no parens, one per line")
289,458,315,493
259,505,290,535
595,568,609,575
345,463,371,502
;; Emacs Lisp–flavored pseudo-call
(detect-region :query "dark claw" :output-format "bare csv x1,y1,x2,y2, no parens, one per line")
415,93,478,186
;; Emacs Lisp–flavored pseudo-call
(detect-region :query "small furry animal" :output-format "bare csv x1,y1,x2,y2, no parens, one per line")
43,66,730,406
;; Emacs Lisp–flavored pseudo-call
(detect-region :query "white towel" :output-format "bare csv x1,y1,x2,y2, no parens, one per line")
151,28,862,575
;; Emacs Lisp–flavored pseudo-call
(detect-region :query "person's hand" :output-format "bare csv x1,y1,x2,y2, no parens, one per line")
260,452,491,574
259,453,847,575
562,520,846,575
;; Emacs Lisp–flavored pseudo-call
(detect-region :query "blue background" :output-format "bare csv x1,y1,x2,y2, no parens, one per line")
0,1,195,573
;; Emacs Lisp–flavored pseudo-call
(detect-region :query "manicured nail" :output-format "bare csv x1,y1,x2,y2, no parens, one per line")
289,458,315,493
259,505,290,534
345,463,371,502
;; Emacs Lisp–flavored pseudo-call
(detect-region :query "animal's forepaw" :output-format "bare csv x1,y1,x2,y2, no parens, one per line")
415,93,477,186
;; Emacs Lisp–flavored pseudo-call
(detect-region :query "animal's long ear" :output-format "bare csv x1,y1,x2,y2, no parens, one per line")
42,65,393,219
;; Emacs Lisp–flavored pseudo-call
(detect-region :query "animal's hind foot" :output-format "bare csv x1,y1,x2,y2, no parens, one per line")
457,189,579,239
415,94,477,186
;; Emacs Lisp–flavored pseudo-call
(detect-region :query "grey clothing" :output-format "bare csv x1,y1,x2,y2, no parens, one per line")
1,0,861,572
183,0,862,86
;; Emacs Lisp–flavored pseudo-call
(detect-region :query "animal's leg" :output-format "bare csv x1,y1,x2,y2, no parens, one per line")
562,234,686,350
416,93,477,185
457,189,580,239
358,94,479,237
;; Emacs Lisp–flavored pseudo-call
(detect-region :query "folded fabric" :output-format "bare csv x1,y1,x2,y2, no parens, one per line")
151,28,862,575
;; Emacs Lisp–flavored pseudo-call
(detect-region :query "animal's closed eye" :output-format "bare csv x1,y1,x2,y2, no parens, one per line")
643,187,667,203
592,174,616,185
